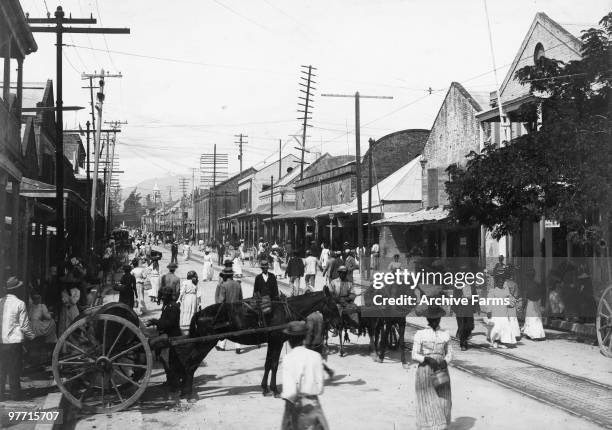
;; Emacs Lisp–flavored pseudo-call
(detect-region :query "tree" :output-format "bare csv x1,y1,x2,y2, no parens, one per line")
122,189,144,227
446,13,612,248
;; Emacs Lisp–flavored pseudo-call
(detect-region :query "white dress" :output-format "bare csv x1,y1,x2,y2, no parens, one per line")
523,299,546,339
504,280,521,340
202,253,214,281
272,253,282,277
233,257,243,277
320,248,330,270
148,266,160,299
179,280,199,331
487,285,517,345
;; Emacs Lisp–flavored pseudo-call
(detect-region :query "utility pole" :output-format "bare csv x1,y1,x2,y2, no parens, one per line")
321,91,393,251
235,134,247,179
367,138,374,251
82,70,122,250
278,139,282,181
367,137,375,280
297,65,316,180
103,120,126,236
64,125,120,248
200,148,228,242
270,175,274,243
27,6,129,271
210,144,216,243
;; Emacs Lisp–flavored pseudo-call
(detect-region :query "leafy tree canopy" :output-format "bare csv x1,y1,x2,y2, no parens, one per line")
446,13,612,244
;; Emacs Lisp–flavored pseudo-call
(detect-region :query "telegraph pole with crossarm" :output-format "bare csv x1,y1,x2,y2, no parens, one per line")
26,6,129,272
321,92,393,252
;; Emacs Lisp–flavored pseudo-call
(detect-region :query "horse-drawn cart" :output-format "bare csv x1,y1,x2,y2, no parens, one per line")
52,302,291,413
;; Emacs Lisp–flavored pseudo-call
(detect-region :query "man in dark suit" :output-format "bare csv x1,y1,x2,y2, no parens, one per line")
253,261,279,300
452,265,476,351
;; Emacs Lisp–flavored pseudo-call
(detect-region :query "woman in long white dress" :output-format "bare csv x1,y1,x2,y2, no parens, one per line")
271,251,283,278
233,255,243,278
147,260,160,303
522,268,546,340
487,276,517,348
202,250,214,281
320,244,330,272
179,271,200,332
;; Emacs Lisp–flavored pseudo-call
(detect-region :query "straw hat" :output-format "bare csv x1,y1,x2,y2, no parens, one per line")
6,276,23,291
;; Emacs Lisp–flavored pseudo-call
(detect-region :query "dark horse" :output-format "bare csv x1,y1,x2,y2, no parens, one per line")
177,290,339,398
332,281,418,365
333,310,407,364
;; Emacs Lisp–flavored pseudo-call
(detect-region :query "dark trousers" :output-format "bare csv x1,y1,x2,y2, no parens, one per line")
171,253,178,264
157,346,183,391
0,343,23,397
456,316,474,347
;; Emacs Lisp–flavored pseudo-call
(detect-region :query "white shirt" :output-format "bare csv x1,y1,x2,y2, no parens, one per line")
411,326,452,364
0,294,35,344
304,256,318,275
281,346,324,401
262,273,269,282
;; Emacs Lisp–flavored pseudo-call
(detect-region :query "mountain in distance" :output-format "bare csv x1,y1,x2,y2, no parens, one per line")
120,173,197,207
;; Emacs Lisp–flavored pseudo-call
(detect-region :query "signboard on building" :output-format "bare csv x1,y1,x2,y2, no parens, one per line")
545,219,560,228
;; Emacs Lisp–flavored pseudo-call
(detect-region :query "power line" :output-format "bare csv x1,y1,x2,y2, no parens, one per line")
211,0,272,32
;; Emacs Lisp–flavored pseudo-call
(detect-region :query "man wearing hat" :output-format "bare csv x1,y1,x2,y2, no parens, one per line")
343,249,359,284
285,251,305,296
170,241,179,265
253,260,279,301
453,265,476,351
329,266,359,327
0,277,35,400
280,321,329,430
146,285,183,397
304,250,318,292
215,266,244,353
215,266,243,305
115,265,138,309
160,262,181,303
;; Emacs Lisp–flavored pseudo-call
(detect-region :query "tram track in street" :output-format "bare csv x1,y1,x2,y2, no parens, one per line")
173,249,612,428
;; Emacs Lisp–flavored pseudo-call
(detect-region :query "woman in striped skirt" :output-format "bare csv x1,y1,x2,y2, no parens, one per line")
412,305,452,430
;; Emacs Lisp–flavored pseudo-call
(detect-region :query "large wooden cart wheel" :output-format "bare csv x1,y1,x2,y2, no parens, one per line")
52,314,153,413
597,285,612,358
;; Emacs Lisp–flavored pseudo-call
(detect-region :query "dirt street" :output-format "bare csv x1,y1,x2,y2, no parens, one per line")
70,252,605,430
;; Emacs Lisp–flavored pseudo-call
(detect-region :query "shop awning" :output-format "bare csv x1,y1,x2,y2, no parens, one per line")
17,177,87,209
218,208,249,221
268,205,349,221
371,207,449,226
251,202,295,217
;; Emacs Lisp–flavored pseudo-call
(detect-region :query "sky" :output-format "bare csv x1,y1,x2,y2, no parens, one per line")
18,0,610,194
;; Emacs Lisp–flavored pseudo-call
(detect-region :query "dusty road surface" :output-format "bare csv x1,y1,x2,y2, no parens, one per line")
68,251,610,430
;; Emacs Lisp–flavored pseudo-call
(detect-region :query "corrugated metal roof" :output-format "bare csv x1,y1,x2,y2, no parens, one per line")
372,207,448,226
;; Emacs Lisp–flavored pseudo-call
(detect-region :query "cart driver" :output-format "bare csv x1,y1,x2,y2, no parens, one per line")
329,266,359,328
146,286,184,397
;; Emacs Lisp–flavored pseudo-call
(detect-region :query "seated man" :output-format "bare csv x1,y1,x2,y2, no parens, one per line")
329,266,359,327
